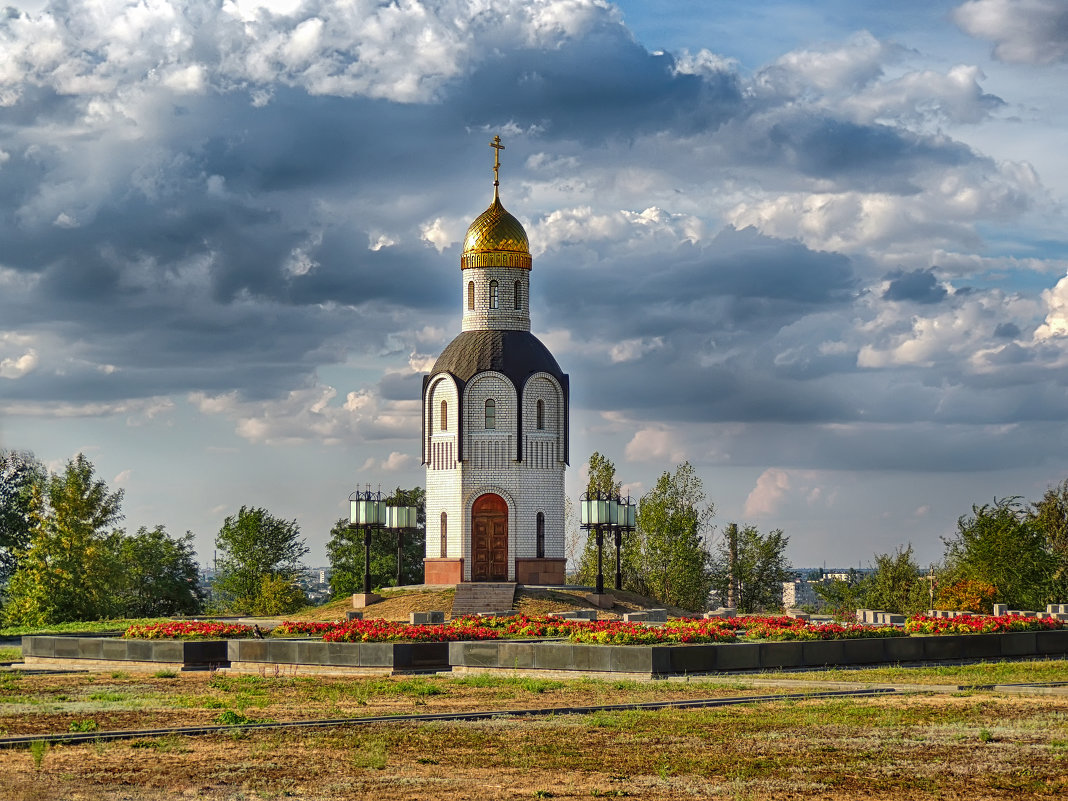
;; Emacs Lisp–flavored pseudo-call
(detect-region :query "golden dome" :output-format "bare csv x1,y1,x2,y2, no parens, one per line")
461,134,532,270
461,197,532,270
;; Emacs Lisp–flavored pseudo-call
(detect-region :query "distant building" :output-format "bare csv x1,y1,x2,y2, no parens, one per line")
782,579,822,609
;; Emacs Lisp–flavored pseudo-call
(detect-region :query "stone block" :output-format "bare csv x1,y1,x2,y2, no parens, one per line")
323,642,360,666
622,612,649,622
785,610,810,621
710,643,760,671
801,639,845,667
452,641,501,668
998,632,1037,657
883,636,924,663
410,611,446,625
885,614,905,625
359,642,397,667
22,637,52,658
352,592,382,608
268,640,299,665
921,633,1000,661
101,639,130,661
668,644,718,674
497,642,536,669
230,639,268,663
183,641,228,665
571,644,612,672
644,609,668,623
1035,629,1068,656
410,643,449,668
608,646,653,674
759,641,803,669
585,592,615,609
855,610,866,623
124,639,153,662
839,638,889,665
54,637,82,658
76,638,103,659
993,603,1007,616
548,610,596,620
296,641,328,665
346,611,364,621
533,643,575,671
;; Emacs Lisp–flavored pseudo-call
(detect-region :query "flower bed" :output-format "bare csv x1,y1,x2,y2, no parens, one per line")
270,621,339,637
737,616,906,641
321,619,501,643
123,621,254,640
905,614,1063,635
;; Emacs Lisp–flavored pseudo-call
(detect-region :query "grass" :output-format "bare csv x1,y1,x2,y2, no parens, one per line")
753,658,1068,686
0,618,172,638
0,646,22,662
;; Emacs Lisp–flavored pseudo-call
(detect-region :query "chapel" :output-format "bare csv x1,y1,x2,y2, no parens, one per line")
421,137,569,584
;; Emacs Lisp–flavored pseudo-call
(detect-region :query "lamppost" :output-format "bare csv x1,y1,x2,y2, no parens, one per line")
386,504,419,588
580,490,613,595
612,496,637,591
348,487,419,605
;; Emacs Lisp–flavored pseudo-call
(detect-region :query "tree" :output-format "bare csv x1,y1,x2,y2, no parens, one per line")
1029,478,1068,597
814,569,868,620
863,545,930,616
0,449,45,588
212,506,309,615
3,454,124,625
624,462,715,612
709,524,791,613
943,497,1056,611
327,487,426,597
114,526,203,617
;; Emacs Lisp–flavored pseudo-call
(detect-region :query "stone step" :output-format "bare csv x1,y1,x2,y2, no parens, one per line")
451,582,517,617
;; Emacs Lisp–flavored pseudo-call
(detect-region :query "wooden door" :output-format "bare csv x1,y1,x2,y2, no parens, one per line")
471,493,508,581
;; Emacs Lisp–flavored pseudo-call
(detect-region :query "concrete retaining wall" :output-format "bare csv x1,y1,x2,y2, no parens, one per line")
22,636,229,669
227,639,449,670
450,629,1068,676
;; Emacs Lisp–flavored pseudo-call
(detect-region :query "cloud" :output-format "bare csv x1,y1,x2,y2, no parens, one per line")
881,268,948,304
955,0,1068,64
744,468,791,517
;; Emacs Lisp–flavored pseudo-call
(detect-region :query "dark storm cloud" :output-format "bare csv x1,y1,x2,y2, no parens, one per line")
882,268,948,304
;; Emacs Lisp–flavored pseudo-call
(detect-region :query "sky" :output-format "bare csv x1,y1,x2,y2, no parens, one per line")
2,0,1068,570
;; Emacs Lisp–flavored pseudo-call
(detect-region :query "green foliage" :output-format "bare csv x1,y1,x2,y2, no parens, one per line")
3,455,124,625
813,569,868,619
624,462,715,612
114,526,203,617
863,545,931,616
328,487,426,596
709,524,791,613
252,573,308,615
1029,479,1068,596
943,497,1056,610
212,506,309,614
0,449,45,588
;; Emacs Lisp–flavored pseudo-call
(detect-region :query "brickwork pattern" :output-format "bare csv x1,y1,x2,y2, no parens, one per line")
462,267,530,332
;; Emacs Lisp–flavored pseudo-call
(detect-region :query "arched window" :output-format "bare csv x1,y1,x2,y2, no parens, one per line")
440,512,447,557
489,280,499,309
440,400,447,431
514,280,522,310
536,512,545,558
467,281,474,310
485,398,496,429
536,399,544,430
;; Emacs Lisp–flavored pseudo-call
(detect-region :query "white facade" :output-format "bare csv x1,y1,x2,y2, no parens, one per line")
422,170,568,584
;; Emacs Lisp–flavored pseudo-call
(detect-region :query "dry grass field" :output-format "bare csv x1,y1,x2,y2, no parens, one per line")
1,662,1067,800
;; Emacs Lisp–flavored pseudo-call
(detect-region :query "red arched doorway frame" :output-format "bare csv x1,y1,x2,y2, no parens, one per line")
471,493,508,581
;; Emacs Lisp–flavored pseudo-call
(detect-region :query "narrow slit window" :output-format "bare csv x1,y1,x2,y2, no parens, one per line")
514,280,522,310
489,280,499,309
536,512,545,558
485,398,496,429
440,512,447,557
536,399,544,430
467,281,474,310
440,400,447,431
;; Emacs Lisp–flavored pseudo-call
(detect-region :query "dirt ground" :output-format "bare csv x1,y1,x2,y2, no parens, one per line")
2,667,1068,800
291,586,695,623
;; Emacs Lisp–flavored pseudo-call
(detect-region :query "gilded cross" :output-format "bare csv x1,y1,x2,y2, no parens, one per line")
489,135,505,187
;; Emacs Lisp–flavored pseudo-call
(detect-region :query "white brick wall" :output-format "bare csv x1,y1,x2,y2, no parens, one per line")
461,267,530,332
